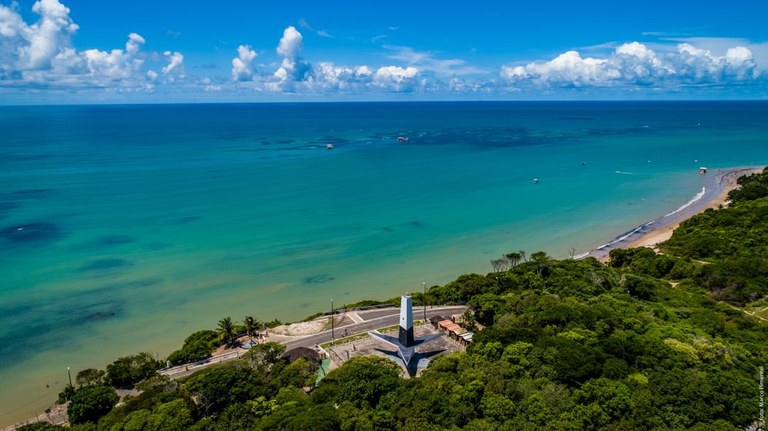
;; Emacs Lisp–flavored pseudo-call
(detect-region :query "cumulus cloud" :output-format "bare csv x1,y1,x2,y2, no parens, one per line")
0,0,184,92
272,26,312,88
248,26,426,93
373,65,420,89
162,50,184,80
0,0,78,72
276,26,303,59
311,63,373,90
231,44,257,81
501,41,760,88
126,32,144,55
22,0,79,69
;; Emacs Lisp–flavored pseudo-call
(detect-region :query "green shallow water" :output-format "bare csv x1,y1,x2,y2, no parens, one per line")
1,101,768,423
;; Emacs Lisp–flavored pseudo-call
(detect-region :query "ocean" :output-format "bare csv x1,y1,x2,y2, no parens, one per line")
1,101,768,423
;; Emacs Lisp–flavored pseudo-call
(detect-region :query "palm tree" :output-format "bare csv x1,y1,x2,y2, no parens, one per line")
244,316,257,345
217,317,236,346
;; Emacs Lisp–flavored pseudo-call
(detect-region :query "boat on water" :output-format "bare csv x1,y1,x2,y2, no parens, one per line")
397,136,409,143
326,144,335,150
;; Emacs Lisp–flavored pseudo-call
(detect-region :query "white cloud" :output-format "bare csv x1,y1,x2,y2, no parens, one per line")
502,50,618,86
373,65,419,87
652,36,768,73
23,0,79,70
0,0,78,72
674,43,757,82
61,33,147,84
312,62,373,90
276,26,302,59
126,32,144,55
384,45,484,77
231,44,257,81
272,26,312,88
501,41,761,88
162,50,184,80
0,0,186,93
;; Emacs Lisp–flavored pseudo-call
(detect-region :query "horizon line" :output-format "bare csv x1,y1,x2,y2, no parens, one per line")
3,99,768,108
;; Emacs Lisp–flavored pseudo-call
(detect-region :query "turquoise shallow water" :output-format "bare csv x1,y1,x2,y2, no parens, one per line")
1,101,768,422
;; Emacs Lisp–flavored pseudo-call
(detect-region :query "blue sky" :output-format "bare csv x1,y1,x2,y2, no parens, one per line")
1,0,767,103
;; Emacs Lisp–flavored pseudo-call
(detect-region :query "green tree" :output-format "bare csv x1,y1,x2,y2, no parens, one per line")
217,317,237,346
75,368,106,387
312,356,401,409
166,330,217,366
244,315,259,344
67,385,118,424
184,363,265,415
106,352,161,388
244,342,285,369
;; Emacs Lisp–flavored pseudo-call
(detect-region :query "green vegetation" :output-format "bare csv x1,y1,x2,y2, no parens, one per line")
216,317,237,347
106,352,162,388
43,170,768,430
167,330,218,366
613,167,768,306
67,386,119,424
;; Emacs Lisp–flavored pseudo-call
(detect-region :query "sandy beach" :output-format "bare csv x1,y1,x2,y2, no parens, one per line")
588,166,763,261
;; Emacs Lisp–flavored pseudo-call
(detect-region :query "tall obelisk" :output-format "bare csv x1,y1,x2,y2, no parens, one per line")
398,295,415,347
369,295,441,367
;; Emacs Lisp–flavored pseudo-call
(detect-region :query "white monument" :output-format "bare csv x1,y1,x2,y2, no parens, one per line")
369,295,441,366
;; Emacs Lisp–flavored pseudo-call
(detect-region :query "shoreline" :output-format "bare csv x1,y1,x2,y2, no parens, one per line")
1,166,763,428
585,166,763,261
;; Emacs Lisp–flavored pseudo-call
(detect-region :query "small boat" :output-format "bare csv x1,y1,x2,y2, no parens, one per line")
699,167,707,175
325,144,335,150
397,136,409,143
532,178,539,184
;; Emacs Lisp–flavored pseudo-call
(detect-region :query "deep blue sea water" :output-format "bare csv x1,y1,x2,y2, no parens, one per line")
2,101,768,422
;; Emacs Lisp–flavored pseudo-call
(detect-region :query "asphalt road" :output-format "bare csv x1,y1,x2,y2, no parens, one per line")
282,305,467,350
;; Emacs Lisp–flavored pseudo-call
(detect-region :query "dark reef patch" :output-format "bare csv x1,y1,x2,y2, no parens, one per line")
0,202,20,212
0,222,63,244
304,274,335,284
584,126,655,137
174,215,201,224
11,189,55,199
96,235,135,247
97,277,162,291
0,202,20,219
85,310,117,321
144,242,170,251
79,258,133,272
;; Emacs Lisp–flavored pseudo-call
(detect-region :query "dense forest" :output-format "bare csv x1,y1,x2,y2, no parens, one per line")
22,169,768,431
